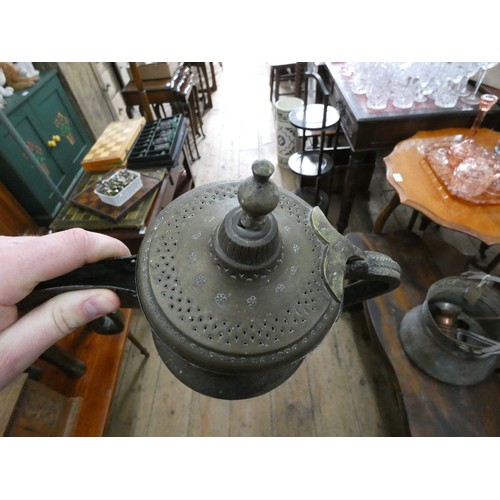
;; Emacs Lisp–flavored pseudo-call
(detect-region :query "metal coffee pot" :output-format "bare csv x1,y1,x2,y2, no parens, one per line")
400,272,500,386
23,160,401,399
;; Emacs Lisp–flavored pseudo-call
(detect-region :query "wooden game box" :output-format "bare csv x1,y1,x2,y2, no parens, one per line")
81,117,146,172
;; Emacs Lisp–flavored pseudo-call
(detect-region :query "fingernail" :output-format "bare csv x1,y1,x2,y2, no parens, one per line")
84,294,117,319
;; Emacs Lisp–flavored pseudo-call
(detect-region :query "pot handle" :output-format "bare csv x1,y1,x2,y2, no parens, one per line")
18,256,140,334
311,207,401,306
342,251,401,307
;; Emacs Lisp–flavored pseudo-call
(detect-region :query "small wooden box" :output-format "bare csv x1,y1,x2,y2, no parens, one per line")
81,117,146,171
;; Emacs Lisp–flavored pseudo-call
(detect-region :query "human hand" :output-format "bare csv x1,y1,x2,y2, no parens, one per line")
0,228,130,389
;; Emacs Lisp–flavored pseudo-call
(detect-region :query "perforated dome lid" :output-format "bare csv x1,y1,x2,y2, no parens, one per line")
136,161,340,373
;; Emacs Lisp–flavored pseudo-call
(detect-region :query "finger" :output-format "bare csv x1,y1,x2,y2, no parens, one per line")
1,229,130,304
0,289,120,390
0,305,18,333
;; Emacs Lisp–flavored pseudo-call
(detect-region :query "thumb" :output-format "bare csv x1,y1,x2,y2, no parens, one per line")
0,289,120,389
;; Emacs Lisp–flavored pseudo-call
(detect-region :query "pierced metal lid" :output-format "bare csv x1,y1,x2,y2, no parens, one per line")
136,160,339,373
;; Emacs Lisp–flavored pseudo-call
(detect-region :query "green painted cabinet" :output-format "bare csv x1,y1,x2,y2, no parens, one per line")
0,70,92,225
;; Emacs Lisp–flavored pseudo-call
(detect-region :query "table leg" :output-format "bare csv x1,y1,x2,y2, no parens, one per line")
336,151,368,233
486,252,500,273
472,245,500,273
373,192,401,234
407,209,419,230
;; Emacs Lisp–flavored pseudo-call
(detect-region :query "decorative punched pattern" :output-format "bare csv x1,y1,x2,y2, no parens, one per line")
142,182,335,360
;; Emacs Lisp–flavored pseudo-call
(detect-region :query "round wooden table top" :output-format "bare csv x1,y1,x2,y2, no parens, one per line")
384,128,500,245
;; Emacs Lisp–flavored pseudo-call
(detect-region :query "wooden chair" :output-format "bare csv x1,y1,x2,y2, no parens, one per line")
121,64,203,160
185,62,213,110
269,62,306,103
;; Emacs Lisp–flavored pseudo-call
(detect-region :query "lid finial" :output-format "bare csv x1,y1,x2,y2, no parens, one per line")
238,160,279,229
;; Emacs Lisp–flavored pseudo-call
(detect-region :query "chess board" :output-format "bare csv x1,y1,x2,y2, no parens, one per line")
50,169,166,231
81,117,146,171
71,172,161,222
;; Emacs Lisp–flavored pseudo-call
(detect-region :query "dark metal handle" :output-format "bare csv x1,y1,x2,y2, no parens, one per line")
18,256,140,313
343,251,401,307
312,207,401,305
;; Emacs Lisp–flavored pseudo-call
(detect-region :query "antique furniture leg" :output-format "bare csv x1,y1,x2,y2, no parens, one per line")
337,151,368,233
184,132,196,161
479,242,488,258
190,86,205,137
295,62,306,97
127,332,150,358
182,147,195,186
41,345,86,378
485,251,500,272
473,245,500,273
190,63,213,109
373,192,401,233
407,209,419,230
418,215,433,231
209,63,218,92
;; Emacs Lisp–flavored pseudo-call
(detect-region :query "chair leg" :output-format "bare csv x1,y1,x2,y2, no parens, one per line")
199,63,213,109
274,70,281,103
176,100,199,139
189,127,201,160
209,62,218,92
184,130,196,161
295,62,306,97
190,86,205,137
182,145,195,184
270,67,275,102
486,251,500,273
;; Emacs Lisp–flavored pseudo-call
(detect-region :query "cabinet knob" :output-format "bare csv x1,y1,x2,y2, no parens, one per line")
47,135,61,148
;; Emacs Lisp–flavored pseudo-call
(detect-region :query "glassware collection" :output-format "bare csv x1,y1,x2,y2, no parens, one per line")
423,94,499,203
340,62,498,111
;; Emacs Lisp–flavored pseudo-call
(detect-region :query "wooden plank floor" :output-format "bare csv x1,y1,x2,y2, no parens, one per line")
105,62,499,437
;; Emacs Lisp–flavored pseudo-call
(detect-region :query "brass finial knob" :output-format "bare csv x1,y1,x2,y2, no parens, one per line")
213,160,282,274
238,160,279,229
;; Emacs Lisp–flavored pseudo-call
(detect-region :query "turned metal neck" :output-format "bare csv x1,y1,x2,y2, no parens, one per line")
213,160,283,275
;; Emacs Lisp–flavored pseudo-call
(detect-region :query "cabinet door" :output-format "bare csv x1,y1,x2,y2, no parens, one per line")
0,70,92,224
0,109,64,220
30,74,89,195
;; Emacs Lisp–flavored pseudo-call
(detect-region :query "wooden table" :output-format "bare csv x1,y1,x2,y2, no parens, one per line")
347,230,500,436
50,146,193,254
320,63,500,233
373,128,500,246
